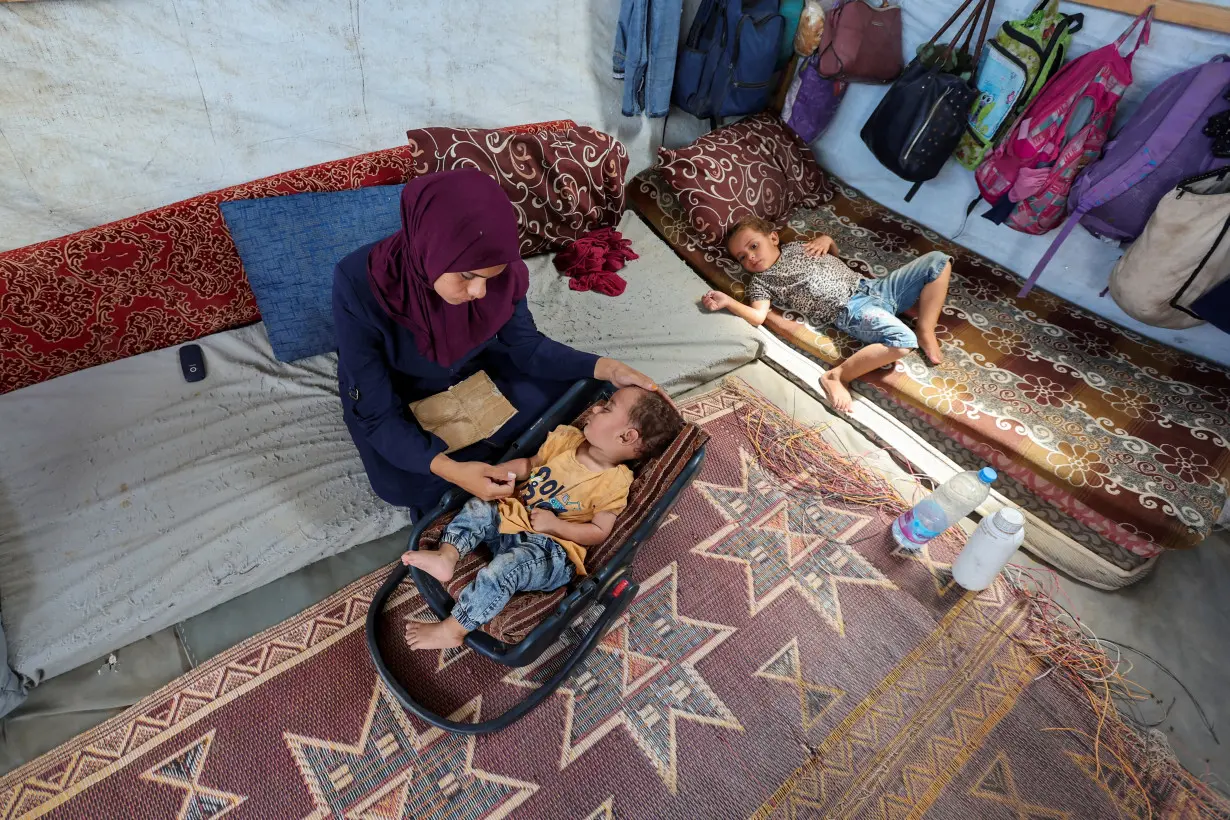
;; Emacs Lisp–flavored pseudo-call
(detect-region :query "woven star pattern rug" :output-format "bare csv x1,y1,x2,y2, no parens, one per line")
3,379,1224,820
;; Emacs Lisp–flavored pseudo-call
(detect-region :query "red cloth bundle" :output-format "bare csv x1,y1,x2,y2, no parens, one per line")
552,227,638,296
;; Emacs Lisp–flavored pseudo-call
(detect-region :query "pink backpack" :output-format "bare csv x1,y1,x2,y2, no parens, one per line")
974,8,1152,267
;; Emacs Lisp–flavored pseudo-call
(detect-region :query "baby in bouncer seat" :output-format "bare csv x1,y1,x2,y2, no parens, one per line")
703,216,953,413
402,386,682,649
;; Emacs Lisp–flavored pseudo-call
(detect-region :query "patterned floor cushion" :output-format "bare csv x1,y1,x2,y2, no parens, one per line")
628,167,1230,581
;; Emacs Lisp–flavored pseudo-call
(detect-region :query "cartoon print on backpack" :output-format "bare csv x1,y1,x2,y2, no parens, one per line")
972,6,1154,295
954,0,1083,170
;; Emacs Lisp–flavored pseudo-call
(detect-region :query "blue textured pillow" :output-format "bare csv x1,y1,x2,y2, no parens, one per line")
221,185,404,362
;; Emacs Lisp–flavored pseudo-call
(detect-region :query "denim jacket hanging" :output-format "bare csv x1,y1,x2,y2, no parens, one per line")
613,0,683,117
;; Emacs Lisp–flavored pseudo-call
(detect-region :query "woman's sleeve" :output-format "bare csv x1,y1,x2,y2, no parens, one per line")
333,272,448,473
495,299,600,380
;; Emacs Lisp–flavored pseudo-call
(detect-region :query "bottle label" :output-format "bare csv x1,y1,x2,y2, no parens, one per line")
895,510,941,545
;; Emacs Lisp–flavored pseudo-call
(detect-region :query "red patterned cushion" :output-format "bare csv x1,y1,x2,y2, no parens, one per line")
0,121,577,395
656,112,834,246
404,125,629,257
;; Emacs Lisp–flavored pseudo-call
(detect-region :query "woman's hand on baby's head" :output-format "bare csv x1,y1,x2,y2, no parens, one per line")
702,290,731,311
595,358,657,392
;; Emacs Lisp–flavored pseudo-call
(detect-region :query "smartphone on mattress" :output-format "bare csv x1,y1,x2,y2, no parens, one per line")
179,344,207,383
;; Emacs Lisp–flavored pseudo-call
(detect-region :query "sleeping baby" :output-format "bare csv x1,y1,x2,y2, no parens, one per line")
402,386,681,650
702,216,953,413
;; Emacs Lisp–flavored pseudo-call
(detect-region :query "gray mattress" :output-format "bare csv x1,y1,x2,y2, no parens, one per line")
0,214,758,683
526,212,761,392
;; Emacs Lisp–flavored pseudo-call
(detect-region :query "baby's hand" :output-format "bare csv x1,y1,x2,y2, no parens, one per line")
530,506,559,534
701,290,732,311
803,235,836,257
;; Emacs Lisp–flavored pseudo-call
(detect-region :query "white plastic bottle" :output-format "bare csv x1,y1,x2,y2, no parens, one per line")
951,508,1026,591
891,467,997,552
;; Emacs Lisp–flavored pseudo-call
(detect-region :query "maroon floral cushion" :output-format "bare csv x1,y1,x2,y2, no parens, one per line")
656,112,834,246
405,125,629,257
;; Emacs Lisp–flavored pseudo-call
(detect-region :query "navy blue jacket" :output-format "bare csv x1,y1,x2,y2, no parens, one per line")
332,243,599,485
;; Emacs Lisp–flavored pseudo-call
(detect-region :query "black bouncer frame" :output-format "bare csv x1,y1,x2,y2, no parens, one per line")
366,379,707,735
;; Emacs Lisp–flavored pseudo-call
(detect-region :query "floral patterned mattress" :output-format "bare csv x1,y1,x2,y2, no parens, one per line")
628,168,1230,566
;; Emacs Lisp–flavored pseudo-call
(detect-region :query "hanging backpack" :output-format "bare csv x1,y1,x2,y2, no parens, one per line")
953,0,1084,170
1016,47,1230,296
973,7,1153,295
1072,56,1230,244
674,0,786,122
783,51,849,143
1108,168,1230,329
860,0,997,202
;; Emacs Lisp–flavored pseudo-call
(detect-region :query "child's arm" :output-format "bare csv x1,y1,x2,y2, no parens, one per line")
701,291,772,327
802,235,837,257
529,509,617,547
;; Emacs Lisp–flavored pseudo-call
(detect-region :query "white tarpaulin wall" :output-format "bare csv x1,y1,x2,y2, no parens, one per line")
0,0,662,251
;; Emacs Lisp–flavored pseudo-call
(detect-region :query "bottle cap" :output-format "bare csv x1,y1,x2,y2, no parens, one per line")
992,508,1024,534
978,467,998,484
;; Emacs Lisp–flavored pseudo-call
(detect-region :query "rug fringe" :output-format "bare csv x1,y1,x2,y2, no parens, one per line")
720,377,915,515
1002,565,1230,819
724,376,1230,818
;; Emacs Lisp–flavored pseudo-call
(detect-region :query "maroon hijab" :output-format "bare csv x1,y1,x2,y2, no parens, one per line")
367,169,529,366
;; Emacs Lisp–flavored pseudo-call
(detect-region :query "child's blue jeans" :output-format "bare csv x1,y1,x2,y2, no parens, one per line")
442,498,575,632
834,251,951,349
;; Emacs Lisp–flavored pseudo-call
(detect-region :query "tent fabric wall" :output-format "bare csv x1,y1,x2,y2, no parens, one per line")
0,0,666,253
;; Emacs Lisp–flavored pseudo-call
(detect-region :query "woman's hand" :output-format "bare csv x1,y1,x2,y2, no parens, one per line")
457,462,517,501
431,454,517,501
802,235,837,258
594,357,656,391
701,290,732,312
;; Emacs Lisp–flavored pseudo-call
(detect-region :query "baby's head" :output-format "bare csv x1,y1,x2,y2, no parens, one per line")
583,387,683,463
726,216,781,274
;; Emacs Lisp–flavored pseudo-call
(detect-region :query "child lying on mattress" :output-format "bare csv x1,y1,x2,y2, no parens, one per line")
402,386,681,650
702,216,952,413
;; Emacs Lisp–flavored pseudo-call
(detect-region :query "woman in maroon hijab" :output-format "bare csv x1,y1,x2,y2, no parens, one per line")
332,169,654,514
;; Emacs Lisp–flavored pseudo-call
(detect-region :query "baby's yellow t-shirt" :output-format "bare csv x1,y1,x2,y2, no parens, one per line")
497,425,633,575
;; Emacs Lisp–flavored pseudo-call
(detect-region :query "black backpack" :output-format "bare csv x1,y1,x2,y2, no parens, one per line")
860,0,996,201
674,0,785,122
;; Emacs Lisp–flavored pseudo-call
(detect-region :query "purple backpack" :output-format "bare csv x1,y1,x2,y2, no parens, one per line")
783,51,848,144
1023,57,1230,293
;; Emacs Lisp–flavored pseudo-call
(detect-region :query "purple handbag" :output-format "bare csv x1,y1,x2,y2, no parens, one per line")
782,52,848,144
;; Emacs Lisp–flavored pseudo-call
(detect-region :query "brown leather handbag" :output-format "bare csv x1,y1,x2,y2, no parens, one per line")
816,0,903,83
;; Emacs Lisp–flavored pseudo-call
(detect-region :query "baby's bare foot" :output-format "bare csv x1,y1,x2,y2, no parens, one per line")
401,544,459,583
405,617,468,650
918,331,944,365
820,371,854,413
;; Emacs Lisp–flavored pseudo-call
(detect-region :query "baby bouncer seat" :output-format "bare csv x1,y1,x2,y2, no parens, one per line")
366,379,708,734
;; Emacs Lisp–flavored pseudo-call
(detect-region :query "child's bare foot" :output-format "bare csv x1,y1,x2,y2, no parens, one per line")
820,371,854,413
406,616,468,650
918,331,944,365
401,543,459,583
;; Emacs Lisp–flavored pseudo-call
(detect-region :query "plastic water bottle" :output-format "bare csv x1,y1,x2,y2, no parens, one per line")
891,467,997,552
951,508,1026,591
